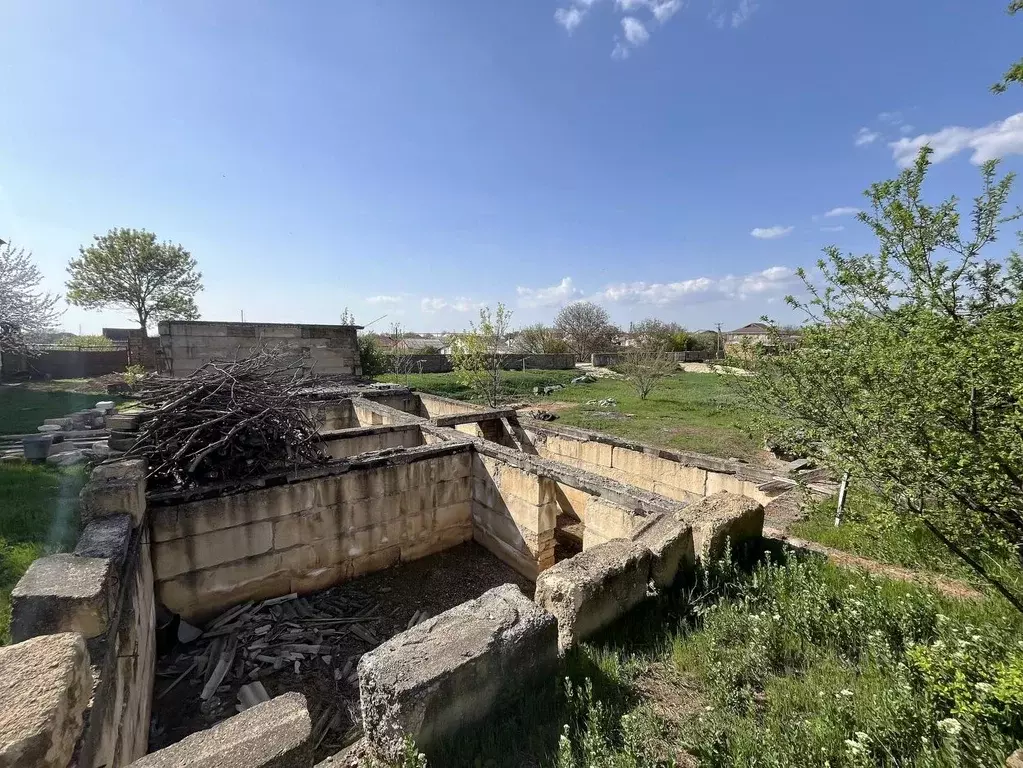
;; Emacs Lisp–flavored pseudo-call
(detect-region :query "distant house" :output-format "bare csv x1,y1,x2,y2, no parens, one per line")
725,322,798,355
725,322,772,345
102,328,134,343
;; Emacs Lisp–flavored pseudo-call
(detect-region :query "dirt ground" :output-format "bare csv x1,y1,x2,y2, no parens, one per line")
149,541,533,761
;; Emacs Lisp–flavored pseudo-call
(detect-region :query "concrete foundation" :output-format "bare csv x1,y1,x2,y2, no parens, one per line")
0,382,790,766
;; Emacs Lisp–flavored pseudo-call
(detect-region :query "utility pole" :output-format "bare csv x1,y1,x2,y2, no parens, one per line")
714,322,723,359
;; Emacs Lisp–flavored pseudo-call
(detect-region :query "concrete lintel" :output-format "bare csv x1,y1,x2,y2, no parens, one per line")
432,408,517,428
318,423,422,441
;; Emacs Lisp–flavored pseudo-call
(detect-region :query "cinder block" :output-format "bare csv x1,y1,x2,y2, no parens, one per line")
80,459,146,525
126,692,312,768
687,492,765,562
11,555,115,642
705,471,745,497
152,521,273,580
634,513,695,588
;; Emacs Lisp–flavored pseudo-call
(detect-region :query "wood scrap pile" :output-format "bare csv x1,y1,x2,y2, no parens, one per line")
124,348,328,489
156,587,432,751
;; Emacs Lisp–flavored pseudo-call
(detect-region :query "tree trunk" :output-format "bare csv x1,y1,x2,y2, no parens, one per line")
137,310,148,338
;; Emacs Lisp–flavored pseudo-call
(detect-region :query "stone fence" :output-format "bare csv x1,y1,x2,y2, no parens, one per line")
590,350,719,367
0,348,129,380
386,353,576,374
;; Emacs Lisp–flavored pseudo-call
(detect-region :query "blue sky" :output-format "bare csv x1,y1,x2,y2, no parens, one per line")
2,0,1022,334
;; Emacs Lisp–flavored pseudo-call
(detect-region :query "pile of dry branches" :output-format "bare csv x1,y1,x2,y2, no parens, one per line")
126,349,328,489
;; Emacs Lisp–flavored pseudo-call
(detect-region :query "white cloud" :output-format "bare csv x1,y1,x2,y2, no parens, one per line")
366,295,403,305
420,297,479,313
731,0,758,27
820,225,845,232
614,0,682,21
621,16,650,44
823,206,859,217
594,266,797,305
750,225,794,239
889,113,1023,168
855,127,880,147
554,6,586,32
516,277,584,308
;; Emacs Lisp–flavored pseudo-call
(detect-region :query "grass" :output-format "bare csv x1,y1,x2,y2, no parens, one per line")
426,556,1023,767
0,379,116,434
376,370,762,461
0,463,85,643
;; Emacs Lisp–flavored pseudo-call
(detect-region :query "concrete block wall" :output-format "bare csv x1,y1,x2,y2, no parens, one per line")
321,424,424,459
307,400,358,431
525,424,784,508
471,454,558,580
150,445,474,622
6,459,156,768
158,321,361,378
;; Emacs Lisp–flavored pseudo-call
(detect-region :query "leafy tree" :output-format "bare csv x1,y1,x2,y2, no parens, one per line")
746,147,1023,610
53,334,115,349
66,228,202,336
554,302,618,357
631,318,689,351
993,0,1023,93
0,241,63,354
358,333,386,376
514,323,569,354
450,303,513,406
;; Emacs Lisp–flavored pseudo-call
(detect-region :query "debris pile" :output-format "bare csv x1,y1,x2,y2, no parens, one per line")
533,384,564,396
527,409,559,421
585,398,618,408
125,349,328,489
571,374,597,385
155,588,431,752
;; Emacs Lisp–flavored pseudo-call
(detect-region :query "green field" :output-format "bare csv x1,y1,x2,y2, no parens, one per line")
434,556,1023,767
377,370,763,461
0,463,84,642
0,379,113,435
0,380,106,642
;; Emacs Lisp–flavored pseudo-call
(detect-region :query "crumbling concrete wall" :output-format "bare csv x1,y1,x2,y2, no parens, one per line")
150,445,474,622
471,454,558,580
158,321,361,378
525,423,785,507
320,424,424,459
8,459,156,768
308,400,357,432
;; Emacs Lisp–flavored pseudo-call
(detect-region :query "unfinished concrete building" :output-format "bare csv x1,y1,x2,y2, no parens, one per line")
0,380,810,767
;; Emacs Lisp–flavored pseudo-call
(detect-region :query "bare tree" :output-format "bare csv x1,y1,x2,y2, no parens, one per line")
0,241,63,354
386,323,417,386
554,301,618,358
617,342,678,400
514,323,569,354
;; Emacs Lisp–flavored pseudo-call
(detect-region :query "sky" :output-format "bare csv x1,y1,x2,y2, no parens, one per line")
2,0,1022,335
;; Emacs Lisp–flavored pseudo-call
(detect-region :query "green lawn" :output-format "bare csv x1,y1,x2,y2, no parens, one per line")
0,380,114,435
0,463,84,643
432,556,1023,767
377,370,763,461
